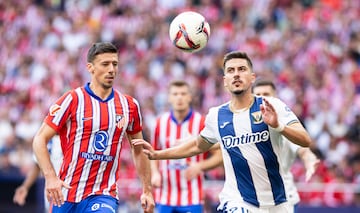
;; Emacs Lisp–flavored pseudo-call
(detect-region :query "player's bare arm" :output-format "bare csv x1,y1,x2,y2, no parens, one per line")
132,136,213,160
128,132,155,213
32,123,70,207
261,98,312,147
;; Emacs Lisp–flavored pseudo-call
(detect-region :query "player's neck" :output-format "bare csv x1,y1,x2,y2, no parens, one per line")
230,94,254,112
89,83,112,100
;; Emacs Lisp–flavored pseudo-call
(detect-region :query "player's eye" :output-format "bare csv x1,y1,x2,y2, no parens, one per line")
239,66,247,71
226,68,234,73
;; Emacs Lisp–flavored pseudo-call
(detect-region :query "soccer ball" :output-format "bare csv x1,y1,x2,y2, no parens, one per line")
169,11,210,53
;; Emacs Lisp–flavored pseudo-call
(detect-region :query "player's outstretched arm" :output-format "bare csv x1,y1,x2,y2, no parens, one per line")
13,163,41,206
297,147,320,182
132,136,213,160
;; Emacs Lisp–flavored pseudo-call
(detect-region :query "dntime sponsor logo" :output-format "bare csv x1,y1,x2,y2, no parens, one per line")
222,130,269,148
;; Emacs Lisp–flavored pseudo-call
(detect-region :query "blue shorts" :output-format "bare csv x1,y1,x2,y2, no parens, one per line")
51,195,118,213
156,204,203,213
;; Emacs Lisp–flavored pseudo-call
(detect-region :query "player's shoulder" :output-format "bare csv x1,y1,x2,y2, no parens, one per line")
260,96,286,106
158,111,171,119
115,90,139,104
192,110,203,117
205,102,229,118
212,101,230,111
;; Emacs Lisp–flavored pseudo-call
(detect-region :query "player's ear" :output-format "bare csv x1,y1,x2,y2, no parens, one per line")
87,63,95,74
251,72,256,84
223,75,228,88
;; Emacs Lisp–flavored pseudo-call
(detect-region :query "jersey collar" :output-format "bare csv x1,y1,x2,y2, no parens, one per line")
170,108,193,125
84,82,114,102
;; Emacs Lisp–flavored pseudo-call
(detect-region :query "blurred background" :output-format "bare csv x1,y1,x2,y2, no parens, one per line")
0,0,359,212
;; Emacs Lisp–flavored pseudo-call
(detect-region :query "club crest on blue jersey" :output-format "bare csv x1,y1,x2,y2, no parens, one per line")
93,130,109,152
251,111,263,124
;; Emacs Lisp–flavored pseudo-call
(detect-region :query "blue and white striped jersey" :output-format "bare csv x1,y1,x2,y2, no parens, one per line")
200,96,300,208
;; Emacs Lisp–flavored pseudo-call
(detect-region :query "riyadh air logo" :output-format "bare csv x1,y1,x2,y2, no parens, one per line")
49,104,61,116
251,111,263,124
116,114,125,129
93,131,109,152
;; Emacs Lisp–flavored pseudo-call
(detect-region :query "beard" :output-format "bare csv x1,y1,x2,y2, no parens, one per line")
232,89,244,95
101,82,113,90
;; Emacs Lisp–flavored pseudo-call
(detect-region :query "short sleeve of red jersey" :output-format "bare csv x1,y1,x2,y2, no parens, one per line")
44,90,75,133
124,95,143,135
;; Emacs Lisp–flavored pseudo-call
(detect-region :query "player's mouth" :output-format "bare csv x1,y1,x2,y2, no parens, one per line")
232,80,242,85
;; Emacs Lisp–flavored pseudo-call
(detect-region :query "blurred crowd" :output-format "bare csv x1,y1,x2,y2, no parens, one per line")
0,0,360,209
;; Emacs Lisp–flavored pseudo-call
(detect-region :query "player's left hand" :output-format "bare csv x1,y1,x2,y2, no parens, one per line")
305,157,320,182
140,191,155,213
260,98,280,128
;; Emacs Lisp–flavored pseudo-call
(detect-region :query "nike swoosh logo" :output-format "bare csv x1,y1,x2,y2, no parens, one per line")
82,117,93,121
220,121,230,128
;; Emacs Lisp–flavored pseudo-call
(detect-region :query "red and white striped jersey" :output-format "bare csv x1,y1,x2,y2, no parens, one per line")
152,109,207,206
45,83,142,203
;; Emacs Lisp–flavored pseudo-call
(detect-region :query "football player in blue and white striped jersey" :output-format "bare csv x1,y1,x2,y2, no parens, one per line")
133,51,312,213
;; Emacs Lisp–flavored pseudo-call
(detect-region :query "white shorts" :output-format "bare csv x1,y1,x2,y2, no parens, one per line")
218,200,294,213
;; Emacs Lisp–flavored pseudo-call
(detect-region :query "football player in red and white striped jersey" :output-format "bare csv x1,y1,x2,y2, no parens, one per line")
151,80,222,213
32,42,154,213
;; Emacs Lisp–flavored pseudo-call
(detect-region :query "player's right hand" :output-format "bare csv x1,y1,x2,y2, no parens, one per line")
132,139,156,160
45,175,71,207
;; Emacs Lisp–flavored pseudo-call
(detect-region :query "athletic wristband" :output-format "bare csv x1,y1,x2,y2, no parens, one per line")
272,122,285,132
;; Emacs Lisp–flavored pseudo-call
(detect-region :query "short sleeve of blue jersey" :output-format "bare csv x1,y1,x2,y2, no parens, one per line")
200,107,219,144
269,97,299,126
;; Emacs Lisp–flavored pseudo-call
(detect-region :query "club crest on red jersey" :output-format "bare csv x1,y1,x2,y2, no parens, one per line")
116,114,125,129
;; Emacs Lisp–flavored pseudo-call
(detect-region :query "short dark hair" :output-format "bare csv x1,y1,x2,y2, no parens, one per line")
252,79,276,92
87,42,118,63
168,80,190,89
223,51,253,70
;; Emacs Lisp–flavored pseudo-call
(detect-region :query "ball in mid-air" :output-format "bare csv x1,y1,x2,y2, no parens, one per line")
169,11,210,53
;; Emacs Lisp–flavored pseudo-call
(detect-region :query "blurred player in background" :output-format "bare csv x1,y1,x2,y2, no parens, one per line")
252,79,320,212
151,80,222,213
133,51,313,213
32,42,154,213
13,136,63,212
